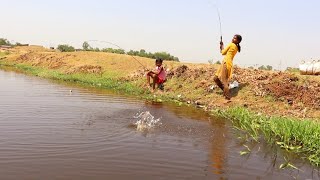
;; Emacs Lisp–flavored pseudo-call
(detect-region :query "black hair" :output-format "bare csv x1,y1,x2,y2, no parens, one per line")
155,58,163,63
235,34,242,52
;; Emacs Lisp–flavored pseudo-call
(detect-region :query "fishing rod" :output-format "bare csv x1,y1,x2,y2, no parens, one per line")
215,5,223,43
87,40,147,70
208,1,223,43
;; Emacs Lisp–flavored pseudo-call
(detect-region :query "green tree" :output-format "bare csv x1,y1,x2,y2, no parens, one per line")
57,44,75,52
147,52,154,59
258,65,267,70
153,52,179,61
154,52,168,60
115,49,125,54
127,50,134,55
102,48,125,54
102,48,113,53
0,38,11,46
258,65,273,71
126,49,179,61
139,49,146,57
82,41,91,51
266,65,273,70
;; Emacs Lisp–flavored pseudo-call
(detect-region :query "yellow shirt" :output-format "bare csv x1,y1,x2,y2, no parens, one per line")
215,43,239,80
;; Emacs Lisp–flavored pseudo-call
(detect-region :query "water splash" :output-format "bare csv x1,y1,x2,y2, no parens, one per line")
134,111,161,131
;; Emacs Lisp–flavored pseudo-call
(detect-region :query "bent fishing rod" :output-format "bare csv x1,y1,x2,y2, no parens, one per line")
87,40,147,70
208,1,223,43
215,5,223,43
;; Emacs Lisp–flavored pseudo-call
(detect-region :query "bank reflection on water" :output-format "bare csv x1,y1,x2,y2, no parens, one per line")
209,117,227,175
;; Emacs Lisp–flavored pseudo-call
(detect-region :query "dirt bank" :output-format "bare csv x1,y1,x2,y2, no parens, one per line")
127,63,320,118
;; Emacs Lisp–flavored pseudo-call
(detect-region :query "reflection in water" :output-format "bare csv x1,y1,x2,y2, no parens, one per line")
150,101,212,122
209,117,227,175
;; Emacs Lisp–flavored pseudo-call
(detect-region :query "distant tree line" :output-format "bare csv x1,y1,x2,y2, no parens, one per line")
126,49,179,62
258,65,273,70
208,59,221,65
1,37,179,61
248,65,273,71
286,67,299,73
101,48,125,54
56,41,180,61
79,41,179,61
0,38,25,46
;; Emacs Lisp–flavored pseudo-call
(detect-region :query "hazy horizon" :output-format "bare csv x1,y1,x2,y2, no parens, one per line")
1,0,320,69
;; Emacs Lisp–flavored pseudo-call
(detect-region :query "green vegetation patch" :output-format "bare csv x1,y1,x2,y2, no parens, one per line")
215,107,320,166
0,51,9,57
0,62,146,96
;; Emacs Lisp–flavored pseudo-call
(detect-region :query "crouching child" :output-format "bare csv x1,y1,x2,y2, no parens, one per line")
146,58,166,91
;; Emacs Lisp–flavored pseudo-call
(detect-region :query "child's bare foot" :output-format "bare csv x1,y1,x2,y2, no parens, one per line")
150,88,155,93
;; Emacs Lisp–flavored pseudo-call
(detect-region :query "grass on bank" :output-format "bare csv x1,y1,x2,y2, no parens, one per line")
0,60,196,105
0,51,9,57
215,107,320,166
0,61,148,97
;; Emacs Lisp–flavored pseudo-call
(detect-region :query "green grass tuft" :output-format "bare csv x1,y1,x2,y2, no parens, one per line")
215,107,320,166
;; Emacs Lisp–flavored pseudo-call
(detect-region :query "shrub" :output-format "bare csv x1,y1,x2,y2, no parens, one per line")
82,41,91,51
0,38,11,46
57,44,75,52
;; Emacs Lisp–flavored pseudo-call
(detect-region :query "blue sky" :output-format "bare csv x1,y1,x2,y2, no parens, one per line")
1,0,320,69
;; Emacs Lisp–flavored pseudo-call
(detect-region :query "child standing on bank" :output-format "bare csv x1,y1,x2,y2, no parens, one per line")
146,58,166,91
214,34,242,100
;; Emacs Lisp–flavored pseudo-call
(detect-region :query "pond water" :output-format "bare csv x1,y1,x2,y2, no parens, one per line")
0,69,318,180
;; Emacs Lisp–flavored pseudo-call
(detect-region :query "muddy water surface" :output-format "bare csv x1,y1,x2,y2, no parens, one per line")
0,69,319,180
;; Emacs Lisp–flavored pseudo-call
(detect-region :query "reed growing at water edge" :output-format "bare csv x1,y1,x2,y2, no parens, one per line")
215,107,320,166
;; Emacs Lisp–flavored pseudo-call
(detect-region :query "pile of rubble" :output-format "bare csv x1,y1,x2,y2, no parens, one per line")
233,67,320,109
127,64,319,110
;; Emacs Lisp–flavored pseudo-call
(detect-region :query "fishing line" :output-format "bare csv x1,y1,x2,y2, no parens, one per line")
87,40,147,70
